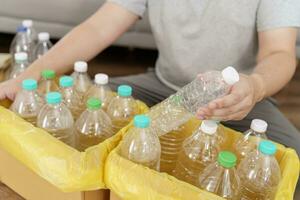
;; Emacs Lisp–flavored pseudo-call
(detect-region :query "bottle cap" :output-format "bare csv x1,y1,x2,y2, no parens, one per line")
42,70,55,79
250,119,268,133
200,120,218,135
118,85,132,97
134,115,150,128
95,73,108,85
259,140,277,155
221,66,240,85
87,98,102,110
59,76,74,88
46,92,62,104
74,61,88,73
22,19,33,28
38,32,50,41
22,79,37,90
218,151,237,168
14,52,28,62
16,26,27,32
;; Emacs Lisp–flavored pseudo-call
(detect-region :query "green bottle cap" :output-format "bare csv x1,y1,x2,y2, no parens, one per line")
42,70,55,79
117,85,132,97
134,115,150,128
59,76,74,87
218,151,237,168
87,98,102,110
22,79,37,91
46,92,62,104
259,140,277,156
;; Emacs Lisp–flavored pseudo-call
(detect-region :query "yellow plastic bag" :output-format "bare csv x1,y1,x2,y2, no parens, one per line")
0,101,148,192
105,119,300,200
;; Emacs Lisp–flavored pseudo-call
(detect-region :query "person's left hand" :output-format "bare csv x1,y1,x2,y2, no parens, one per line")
196,74,264,121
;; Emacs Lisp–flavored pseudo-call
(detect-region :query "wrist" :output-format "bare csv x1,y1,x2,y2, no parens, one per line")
250,73,266,102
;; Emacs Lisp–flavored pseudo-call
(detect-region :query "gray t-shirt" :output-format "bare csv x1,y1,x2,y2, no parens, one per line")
109,0,300,90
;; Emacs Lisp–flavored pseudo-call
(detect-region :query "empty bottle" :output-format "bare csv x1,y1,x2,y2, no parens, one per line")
37,92,74,146
59,76,83,120
234,119,268,162
148,66,240,136
33,32,53,60
198,151,240,199
173,120,221,186
71,61,92,99
84,73,113,110
237,140,281,200
22,19,38,45
8,52,29,79
10,79,42,125
107,85,139,132
38,70,59,98
120,115,161,171
75,98,114,151
9,26,31,62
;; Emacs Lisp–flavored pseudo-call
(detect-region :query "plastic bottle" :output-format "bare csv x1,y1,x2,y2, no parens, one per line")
107,85,139,132
59,76,83,120
237,140,281,200
22,19,38,45
120,115,161,171
38,70,59,98
71,61,92,99
84,73,113,110
8,52,29,79
198,151,240,199
173,120,221,186
147,66,240,136
33,32,53,60
234,119,268,163
10,79,42,125
37,92,74,146
75,98,114,151
9,26,31,62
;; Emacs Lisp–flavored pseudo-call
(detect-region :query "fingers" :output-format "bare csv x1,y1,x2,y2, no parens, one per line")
208,91,245,109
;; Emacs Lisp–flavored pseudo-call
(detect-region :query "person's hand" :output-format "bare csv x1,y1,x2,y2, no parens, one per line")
0,79,21,101
196,74,265,121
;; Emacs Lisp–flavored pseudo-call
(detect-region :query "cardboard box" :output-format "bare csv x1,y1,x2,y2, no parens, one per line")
110,191,121,200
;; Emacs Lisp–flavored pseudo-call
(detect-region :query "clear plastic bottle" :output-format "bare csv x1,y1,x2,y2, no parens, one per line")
38,70,59,98
9,26,31,63
75,98,114,151
8,52,29,79
198,151,240,199
84,73,113,111
33,32,53,60
59,76,83,120
120,115,161,171
71,61,92,99
148,66,240,136
234,119,268,163
237,140,281,200
173,120,221,186
22,19,38,45
37,92,74,146
107,85,139,132
10,79,42,125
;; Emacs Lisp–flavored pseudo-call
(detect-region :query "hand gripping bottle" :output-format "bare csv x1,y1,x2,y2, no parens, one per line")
71,61,92,99
237,140,281,200
10,79,42,125
173,120,220,186
120,115,161,171
75,98,114,151
38,70,59,97
8,52,29,79
34,32,53,60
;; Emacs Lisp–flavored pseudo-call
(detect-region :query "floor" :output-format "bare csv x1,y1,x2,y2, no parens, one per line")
0,33,299,199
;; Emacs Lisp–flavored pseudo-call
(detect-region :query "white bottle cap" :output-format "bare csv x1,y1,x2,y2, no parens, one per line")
74,61,88,73
250,119,268,133
14,52,28,61
22,19,33,28
200,120,218,135
95,73,108,85
38,32,50,41
221,66,240,85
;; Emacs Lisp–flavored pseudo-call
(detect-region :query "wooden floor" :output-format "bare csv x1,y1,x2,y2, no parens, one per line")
0,33,299,199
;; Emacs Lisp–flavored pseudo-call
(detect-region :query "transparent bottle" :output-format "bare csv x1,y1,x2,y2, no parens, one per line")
107,85,139,132
37,92,74,146
234,119,268,163
148,66,240,136
38,70,59,98
59,76,83,120
198,151,240,199
22,19,38,45
33,32,53,60
75,98,114,151
237,140,281,200
10,79,42,125
84,73,113,111
8,52,29,79
173,120,220,186
120,115,161,171
9,26,31,63
71,61,92,99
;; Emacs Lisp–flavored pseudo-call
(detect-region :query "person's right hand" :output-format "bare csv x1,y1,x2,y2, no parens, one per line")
0,79,21,101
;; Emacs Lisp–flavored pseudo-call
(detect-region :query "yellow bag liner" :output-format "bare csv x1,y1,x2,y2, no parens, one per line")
105,118,300,200
0,100,148,192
